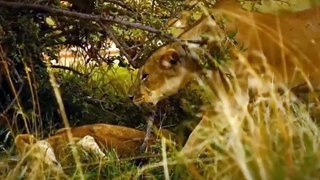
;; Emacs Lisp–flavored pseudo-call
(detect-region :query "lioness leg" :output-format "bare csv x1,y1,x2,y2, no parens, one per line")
181,109,214,159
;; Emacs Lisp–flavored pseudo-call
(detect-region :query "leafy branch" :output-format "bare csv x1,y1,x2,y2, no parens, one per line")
0,1,178,41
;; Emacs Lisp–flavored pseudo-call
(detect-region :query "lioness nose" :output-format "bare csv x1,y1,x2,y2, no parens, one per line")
128,95,134,100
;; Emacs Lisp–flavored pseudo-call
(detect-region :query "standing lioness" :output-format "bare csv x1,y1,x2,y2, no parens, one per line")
129,0,320,157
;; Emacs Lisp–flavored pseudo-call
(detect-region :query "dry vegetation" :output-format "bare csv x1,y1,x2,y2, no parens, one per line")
1,0,320,179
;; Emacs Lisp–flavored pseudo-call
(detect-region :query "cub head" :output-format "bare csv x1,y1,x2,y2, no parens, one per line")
129,43,200,105
14,134,62,170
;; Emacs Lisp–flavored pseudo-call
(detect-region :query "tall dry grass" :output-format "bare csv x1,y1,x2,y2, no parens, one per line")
1,1,320,180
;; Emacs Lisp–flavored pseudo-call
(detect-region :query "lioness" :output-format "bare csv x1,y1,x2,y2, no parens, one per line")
129,0,320,158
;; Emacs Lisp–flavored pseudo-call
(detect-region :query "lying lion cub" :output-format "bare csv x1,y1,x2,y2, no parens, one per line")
15,123,160,170
129,0,320,158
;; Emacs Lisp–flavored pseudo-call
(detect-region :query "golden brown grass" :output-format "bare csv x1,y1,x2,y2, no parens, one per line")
1,1,320,179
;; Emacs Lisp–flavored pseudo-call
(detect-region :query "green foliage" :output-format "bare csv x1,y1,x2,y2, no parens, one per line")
53,64,203,132
0,0,186,135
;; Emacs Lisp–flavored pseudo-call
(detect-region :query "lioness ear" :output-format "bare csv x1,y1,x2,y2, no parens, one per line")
160,49,180,69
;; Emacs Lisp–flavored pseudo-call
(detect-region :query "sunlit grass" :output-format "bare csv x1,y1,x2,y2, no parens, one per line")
176,84,320,179
3,55,320,179
1,1,320,179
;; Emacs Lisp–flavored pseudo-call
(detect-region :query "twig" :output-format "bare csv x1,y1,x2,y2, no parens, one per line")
50,65,84,76
0,82,24,116
98,22,134,65
140,108,156,152
0,1,180,42
105,0,136,13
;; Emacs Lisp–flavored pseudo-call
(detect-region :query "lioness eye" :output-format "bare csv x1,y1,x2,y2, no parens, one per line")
169,59,177,65
141,73,149,81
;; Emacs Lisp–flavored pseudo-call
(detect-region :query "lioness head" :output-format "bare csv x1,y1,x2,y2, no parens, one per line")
129,43,201,105
128,15,224,105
